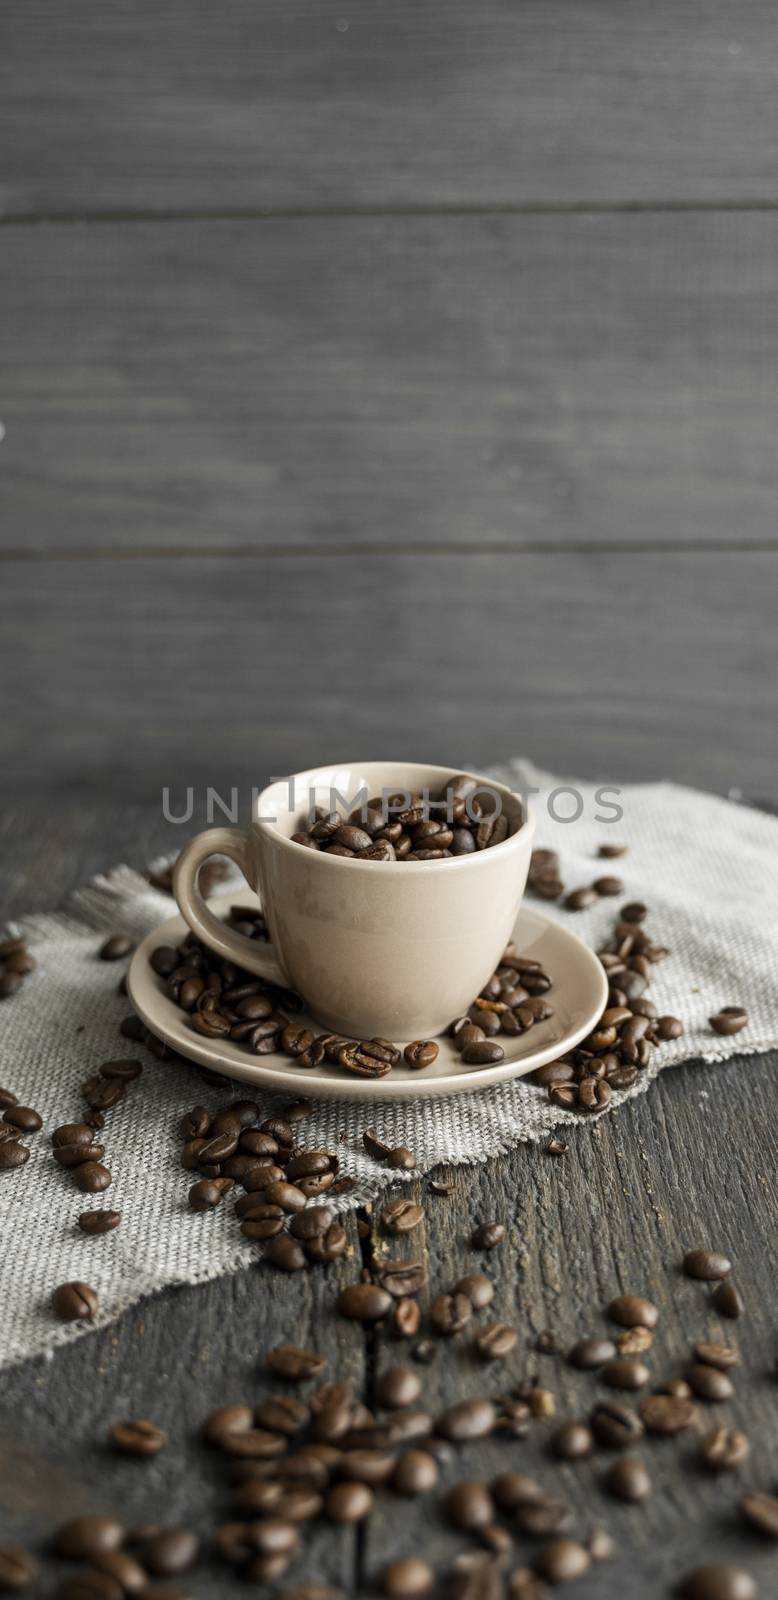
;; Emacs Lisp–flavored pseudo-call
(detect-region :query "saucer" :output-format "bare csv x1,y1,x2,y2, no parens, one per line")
128,893,608,1101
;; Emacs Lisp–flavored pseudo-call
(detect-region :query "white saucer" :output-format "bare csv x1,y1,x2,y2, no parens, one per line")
128,893,607,1101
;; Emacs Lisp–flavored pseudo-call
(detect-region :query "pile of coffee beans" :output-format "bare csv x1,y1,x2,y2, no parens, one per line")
0,1087,43,1176
528,899,684,1114
153,912,554,1077
48,1052,142,1246
0,928,36,1000
291,774,516,861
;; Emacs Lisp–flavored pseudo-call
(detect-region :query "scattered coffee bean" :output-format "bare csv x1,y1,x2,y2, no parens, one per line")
403,1041,439,1070
454,1273,494,1310
713,1281,744,1319
339,1284,392,1323
137,1528,199,1576
266,1344,326,1381
436,1398,497,1441
679,1566,755,1600
0,1141,30,1172
78,1210,121,1236
461,1040,505,1066
2,1105,41,1134
381,1556,434,1597
51,1282,98,1322
535,1537,591,1583
569,1337,616,1370
684,1248,732,1281
381,1199,425,1235
701,1426,750,1470
325,1481,374,1523
430,1292,473,1337
53,1517,124,1559
110,1419,169,1456
740,1490,778,1537
474,1323,518,1363
445,1481,495,1530
552,1422,594,1460
545,1138,568,1156
602,1357,650,1391
73,1161,113,1194
589,1399,644,1448
376,1366,422,1410
639,1393,697,1435
709,1008,748,1037
599,844,627,858
471,1222,505,1251
565,888,598,912
0,1543,37,1592
604,1455,651,1501
99,935,134,962
686,1363,735,1402
388,1147,417,1171
607,1294,659,1329
694,1342,739,1370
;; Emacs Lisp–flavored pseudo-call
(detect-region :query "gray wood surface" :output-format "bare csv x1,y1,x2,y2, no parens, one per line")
3,1,778,216
0,551,775,799
1,801,776,1597
3,212,778,555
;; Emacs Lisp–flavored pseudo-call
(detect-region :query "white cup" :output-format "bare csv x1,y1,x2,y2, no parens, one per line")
173,761,535,1041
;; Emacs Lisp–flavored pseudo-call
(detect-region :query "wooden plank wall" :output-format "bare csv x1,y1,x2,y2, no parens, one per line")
0,2,775,802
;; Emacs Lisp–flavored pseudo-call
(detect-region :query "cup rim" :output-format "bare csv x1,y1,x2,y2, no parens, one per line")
253,760,535,873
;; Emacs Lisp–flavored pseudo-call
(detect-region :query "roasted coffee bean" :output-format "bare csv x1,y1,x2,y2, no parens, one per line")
0,1141,30,1172
0,974,24,1000
255,1395,310,1436
461,1040,505,1066
471,1221,505,1251
325,1481,374,1523
565,888,597,912
138,1528,199,1576
286,1150,336,1180
0,1089,18,1109
388,1146,416,1170
265,1234,307,1272
92,1549,149,1593
99,935,134,962
78,1210,121,1236
53,1122,98,1149
593,876,625,896
454,1273,494,1310
589,1399,644,1449
740,1490,778,1536
363,1128,392,1160
403,1041,439,1070
604,1454,651,1501
388,1447,437,1496
381,1198,425,1235
2,1105,41,1133
607,1294,659,1329
306,1221,347,1262
530,1060,572,1089
473,1323,518,1363
376,1365,422,1409
701,1426,750,1470
490,1472,545,1513
202,1404,254,1446
393,1298,422,1339
264,1180,307,1213
549,1421,592,1461
656,1014,684,1039
81,1077,125,1111
616,1325,653,1356
546,1137,568,1155
687,1363,734,1402
196,1130,238,1165
266,1345,326,1381
73,1161,112,1194
602,1357,649,1390
639,1393,697,1435
52,1281,98,1322
381,1556,434,1597
99,1058,143,1082
189,1177,233,1211
4,953,35,977
339,1283,392,1322
535,1538,591,1583
709,1007,748,1036
514,1497,571,1537
694,1342,739,1370
53,1516,124,1559
0,1541,37,1590
111,1419,169,1456
679,1567,756,1600
445,1481,495,1530
239,1128,280,1156
684,1248,732,1281
713,1281,744,1319
288,1204,335,1240
54,1141,105,1168
436,1399,496,1441
569,1336,616,1370
430,1292,473,1336
578,1076,612,1112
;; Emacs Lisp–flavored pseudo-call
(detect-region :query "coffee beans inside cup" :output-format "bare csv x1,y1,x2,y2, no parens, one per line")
290,773,517,862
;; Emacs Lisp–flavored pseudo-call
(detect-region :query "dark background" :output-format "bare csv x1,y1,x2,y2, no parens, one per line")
1,1,777,811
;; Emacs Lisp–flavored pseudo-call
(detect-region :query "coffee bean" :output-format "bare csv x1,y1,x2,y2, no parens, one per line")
0,1543,37,1591
604,1454,651,1501
393,1299,421,1339
694,1342,739,1370
620,902,647,923
339,1284,392,1323
53,1517,124,1559
325,1481,374,1523
569,1337,616,1370
639,1393,697,1434
701,1426,749,1470
546,1138,568,1156
54,1141,105,1168
265,1234,307,1272
713,1281,744,1319
264,1180,307,1213
709,1007,748,1036
461,1040,506,1066
436,1399,496,1441
656,1015,684,1039
53,1123,96,1149
73,1161,112,1194
535,1538,591,1583
289,1205,335,1241
111,1419,169,1456
430,1292,473,1336
266,1344,326,1381
306,1221,347,1263
363,1128,392,1160
679,1566,755,1600
589,1399,644,1449
2,1105,41,1133
602,1357,650,1390
453,1273,494,1310
99,1059,143,1081
255,1396,309,1436
202,1404,253,1446
382,1199,425,1235
552,1422,593,1460
684,1247,732,1281
565,888,598,912
740,1490,778,1536
607,1294,659,1329
686,1363,735,1402
471,1222,505,1251
445,1481,495,1530
81,1077,125,1111
138,1528,199,1576
99,935,134,961
376,1366,422,1409
515,1497,572,1537
52,1282,98,1322
0,1141,30,1172
381,1556,434,1597
0,974,24,1000
78,1210,121,1236
92,1550,148,1594
189,1177,233,1211
616,1325,653,1356
388,1146,417,1171
473,1323,518,1363
403,1041,439,1070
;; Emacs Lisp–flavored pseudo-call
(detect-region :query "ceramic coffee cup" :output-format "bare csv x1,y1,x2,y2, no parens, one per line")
173,761,535,1041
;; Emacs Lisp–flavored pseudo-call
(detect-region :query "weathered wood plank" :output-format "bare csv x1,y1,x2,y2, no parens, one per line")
0,551,775,799
2,213,778,553
3,0,778,216
364,1051,778,1595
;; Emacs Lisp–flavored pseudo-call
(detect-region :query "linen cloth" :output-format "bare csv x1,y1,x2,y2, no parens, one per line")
1,761,776,1369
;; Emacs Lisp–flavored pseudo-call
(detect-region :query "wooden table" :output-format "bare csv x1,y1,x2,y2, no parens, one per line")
1,799,776,1597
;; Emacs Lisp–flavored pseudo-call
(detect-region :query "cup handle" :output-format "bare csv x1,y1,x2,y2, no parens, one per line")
172,826,288,987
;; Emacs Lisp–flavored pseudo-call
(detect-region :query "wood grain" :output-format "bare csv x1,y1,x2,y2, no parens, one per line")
3,213,778,554
3,1,778,216
0,550,775,799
